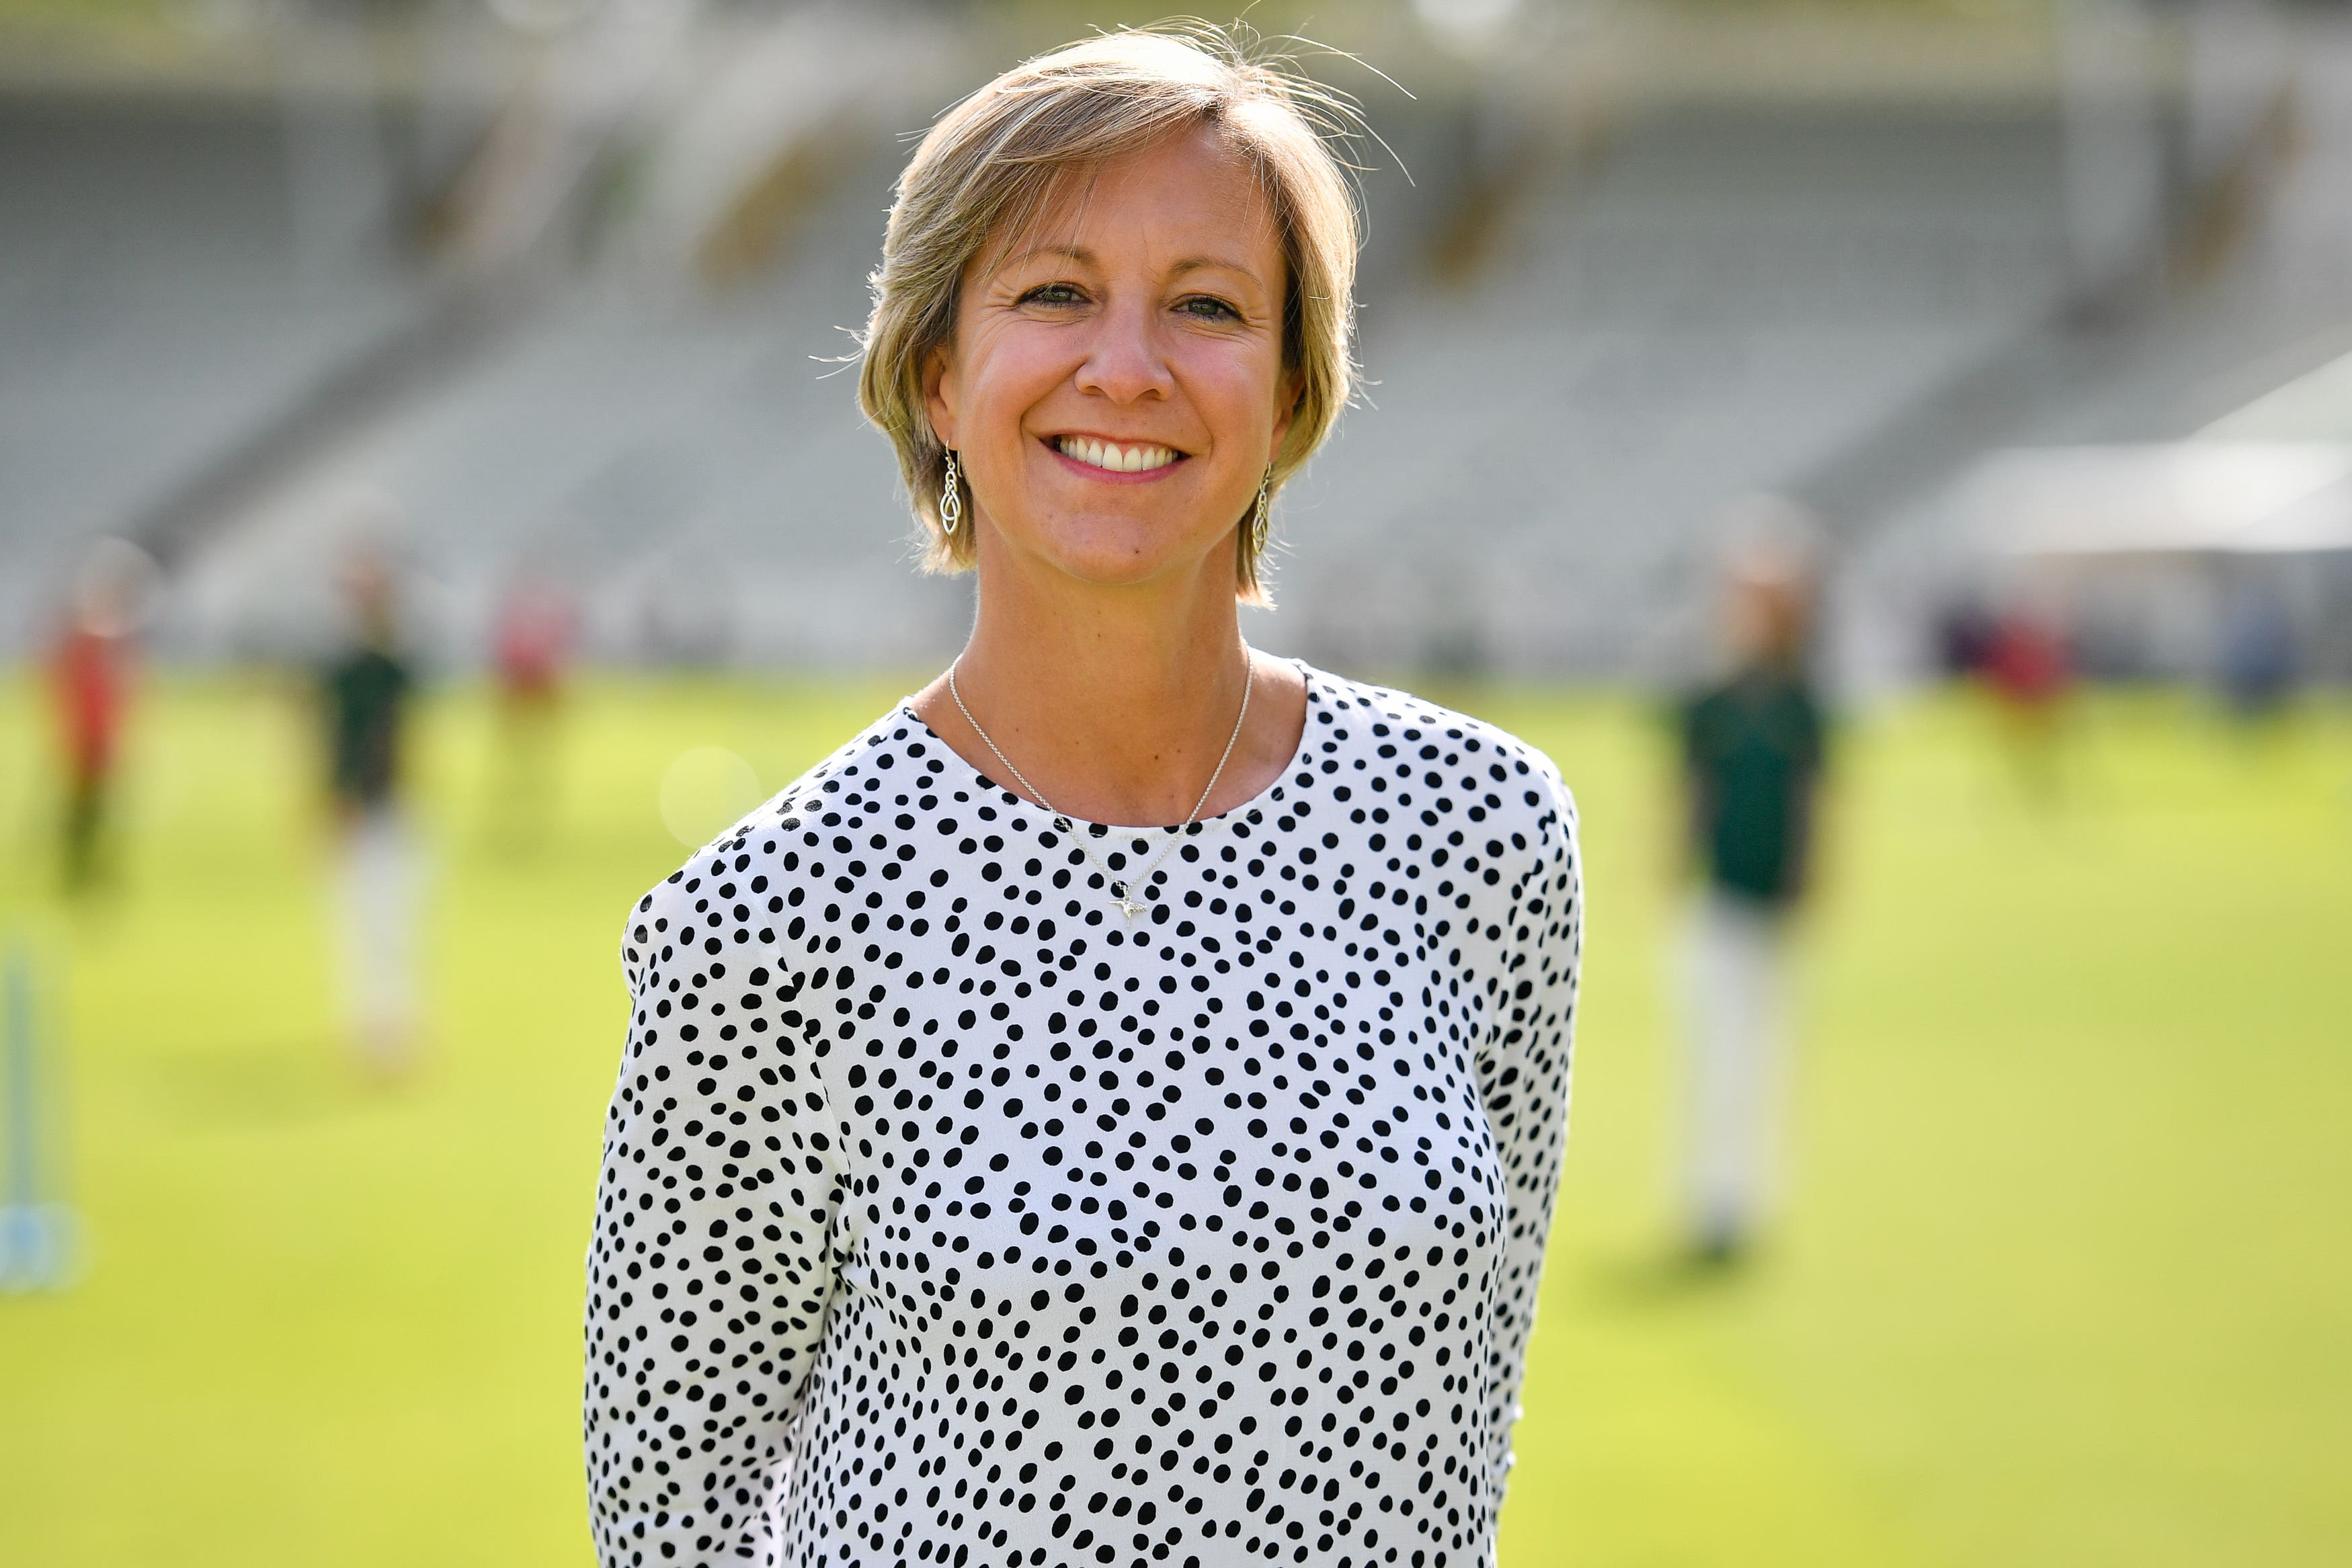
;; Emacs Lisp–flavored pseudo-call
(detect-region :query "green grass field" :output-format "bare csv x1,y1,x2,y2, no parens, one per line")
2,673,2347,1567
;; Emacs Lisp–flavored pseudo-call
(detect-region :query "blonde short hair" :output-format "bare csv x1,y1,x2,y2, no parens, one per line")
857,26,1363,602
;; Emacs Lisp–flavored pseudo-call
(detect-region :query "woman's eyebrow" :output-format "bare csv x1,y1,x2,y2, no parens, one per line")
1166,255,1264,282
998,245,1262,283
1000,243,1096,270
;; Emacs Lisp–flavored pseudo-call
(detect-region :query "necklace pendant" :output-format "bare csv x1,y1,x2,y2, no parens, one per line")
1113,890,1147,920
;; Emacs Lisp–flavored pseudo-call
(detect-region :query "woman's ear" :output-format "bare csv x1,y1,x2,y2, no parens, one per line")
923,343,959,451
1268,366,1305,462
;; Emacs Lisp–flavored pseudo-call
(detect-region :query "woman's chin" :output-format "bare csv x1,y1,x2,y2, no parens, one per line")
1005,522,1228,591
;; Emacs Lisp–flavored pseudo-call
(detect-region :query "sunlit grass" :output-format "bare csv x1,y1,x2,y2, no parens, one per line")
1,672,2347,1567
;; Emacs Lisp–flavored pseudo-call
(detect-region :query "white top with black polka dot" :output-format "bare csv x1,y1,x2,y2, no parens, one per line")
584,666,1582,1568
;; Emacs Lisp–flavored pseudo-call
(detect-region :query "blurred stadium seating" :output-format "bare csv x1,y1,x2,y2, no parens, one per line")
5,0,2349,683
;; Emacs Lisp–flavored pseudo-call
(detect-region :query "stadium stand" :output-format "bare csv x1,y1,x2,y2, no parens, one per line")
5,6,2349,679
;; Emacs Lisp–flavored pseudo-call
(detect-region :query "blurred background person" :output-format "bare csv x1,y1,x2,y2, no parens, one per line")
485,569,574,851
320,542,421,1080
1935,589,1997,684
1980,583,2075,802
1676,506,1828,1266
2215,565,2299,725
45,540,155,895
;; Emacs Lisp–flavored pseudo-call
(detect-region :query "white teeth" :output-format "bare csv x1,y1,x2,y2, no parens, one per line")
1058,436,1176,473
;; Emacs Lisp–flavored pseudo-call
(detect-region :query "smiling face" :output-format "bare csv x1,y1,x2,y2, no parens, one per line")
925,124,1299,595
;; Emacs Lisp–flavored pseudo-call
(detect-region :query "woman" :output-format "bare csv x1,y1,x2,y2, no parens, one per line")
584,30,1582,1568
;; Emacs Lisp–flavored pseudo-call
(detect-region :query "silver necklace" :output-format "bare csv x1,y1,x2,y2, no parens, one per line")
946,656,1255,921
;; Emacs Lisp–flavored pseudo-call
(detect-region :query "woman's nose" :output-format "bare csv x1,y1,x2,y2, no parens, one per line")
1073,301,1174,404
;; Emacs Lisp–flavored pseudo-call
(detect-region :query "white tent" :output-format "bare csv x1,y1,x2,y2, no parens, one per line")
1963,441,2352,556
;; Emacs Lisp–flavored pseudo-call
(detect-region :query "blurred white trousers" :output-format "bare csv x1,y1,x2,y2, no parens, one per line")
1681,889,1793,1241
338,807,420,1066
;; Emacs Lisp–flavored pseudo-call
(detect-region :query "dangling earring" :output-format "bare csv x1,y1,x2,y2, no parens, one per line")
1250,468,1273,552
940,450,963,536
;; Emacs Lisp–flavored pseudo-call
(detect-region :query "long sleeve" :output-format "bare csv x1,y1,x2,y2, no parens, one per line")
583,852,849,1567
1471,760,1583,1503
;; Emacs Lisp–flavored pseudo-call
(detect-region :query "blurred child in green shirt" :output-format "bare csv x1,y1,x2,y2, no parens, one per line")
1678,518,1828,1264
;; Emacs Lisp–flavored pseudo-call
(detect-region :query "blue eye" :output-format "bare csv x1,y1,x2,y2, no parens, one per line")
1180,296,1241,321
1021,283,1085,306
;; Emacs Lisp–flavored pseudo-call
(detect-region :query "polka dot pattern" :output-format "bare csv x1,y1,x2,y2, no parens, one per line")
584,667,1582,1568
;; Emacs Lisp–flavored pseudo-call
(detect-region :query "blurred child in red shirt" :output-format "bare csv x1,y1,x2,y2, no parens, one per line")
48,541,153,892
1982,594,2073,799
486,574,575,850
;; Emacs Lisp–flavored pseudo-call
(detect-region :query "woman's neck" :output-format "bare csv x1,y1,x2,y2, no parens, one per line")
909,544,1306,828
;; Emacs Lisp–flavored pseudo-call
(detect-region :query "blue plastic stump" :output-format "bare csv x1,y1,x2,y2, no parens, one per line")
1,939,78,1292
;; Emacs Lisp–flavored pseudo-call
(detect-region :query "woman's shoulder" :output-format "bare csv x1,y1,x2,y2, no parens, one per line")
619,702,944,986
1298,664,1576,841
